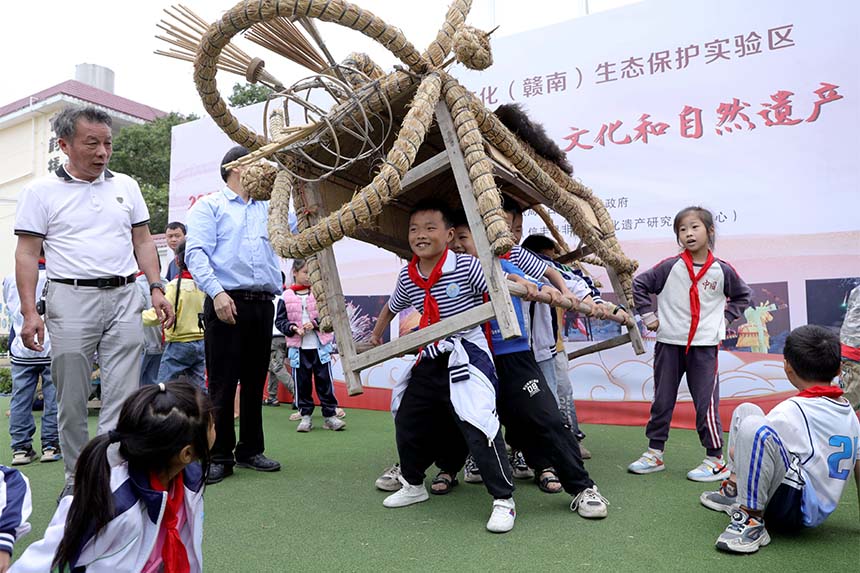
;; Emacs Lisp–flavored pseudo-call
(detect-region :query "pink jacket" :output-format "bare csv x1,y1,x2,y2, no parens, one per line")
280,289,335,349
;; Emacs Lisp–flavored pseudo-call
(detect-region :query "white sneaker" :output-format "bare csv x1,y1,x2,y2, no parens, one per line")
571,486,609,519
687,457,730,482
627,450,665,474
11,449,36,466
383,477,429,508
375,464,402,491
323,416,346,431
486,498,516,533
296,415,313,432
463,455,483,483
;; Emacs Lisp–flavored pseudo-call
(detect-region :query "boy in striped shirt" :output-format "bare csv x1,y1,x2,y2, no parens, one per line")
370,200,517,533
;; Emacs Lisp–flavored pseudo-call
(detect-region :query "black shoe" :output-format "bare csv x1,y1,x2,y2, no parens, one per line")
236,454,281,472
57,482,74,505
262,398,280,407
206,463,234,484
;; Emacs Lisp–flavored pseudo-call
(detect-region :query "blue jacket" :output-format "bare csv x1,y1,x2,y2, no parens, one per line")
488,260,542,356
0,466,31,558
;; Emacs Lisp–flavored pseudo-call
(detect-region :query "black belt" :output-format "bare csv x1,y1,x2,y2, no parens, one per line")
224,289,274,302
52,274,137,289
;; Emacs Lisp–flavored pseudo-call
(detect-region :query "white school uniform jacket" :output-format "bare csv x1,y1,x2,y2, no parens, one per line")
0,466,32,558
766,395,860,527
632,254,751,347
12,462,204,572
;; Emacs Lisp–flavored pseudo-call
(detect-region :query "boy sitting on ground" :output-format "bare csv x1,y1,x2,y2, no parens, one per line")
700,324,860,553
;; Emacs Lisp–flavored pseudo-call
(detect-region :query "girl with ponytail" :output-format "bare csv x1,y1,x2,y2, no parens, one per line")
12,381,214,573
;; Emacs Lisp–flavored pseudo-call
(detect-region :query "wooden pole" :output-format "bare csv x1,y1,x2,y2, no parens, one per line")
567,333,634,360
505,281,631,326
435,101,521,340
300,182,364,395
605,265,646,355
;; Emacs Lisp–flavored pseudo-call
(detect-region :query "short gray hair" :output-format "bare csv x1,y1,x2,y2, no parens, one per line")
51,106,112,140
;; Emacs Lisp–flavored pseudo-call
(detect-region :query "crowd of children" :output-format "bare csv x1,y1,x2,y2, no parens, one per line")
2,200,858,566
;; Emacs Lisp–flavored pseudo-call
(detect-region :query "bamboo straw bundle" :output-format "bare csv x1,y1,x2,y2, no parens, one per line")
155,4,284,89
245,17,328,74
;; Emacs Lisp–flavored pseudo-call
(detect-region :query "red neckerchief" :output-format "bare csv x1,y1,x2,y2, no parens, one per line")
841,344,860,362
482,293,494,352
148,471,190,573
500,251,512,260
289,284,310,293
179,270,193,280
680,249,715,353
796,385,844,399
407,250,448,329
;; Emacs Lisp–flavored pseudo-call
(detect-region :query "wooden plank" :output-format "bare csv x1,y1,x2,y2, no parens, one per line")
351,302,496,371
400,151,450,193
556,243,594,264
487,144,601,228
567,333,632,360
491,161,549,208
302,182,365,395
605,265,646,355
435,101,521,340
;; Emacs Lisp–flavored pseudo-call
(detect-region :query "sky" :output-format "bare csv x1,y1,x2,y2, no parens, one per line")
0,0,639,116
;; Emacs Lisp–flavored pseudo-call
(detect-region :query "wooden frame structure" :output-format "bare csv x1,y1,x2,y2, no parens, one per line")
305,102,644,396
177,0,646,397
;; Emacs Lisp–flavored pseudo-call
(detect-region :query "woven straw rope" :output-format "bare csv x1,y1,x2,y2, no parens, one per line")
452,26,492,70
441,76,512,254
267,110,333,329
194,0,432,153
271,73,442,258
291,182,332,332
465,95,638,304
530,203,570,253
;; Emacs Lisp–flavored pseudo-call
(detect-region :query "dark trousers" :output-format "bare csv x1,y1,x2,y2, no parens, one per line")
647,342,723,456
204,296,274,466
294,348,338,417
496,351,594,495
395,355,514,499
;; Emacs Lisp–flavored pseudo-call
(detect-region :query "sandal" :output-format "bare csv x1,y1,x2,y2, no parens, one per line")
536,468,563,494
430,471,458,495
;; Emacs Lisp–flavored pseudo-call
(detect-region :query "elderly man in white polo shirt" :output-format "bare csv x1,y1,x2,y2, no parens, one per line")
13,106,174,495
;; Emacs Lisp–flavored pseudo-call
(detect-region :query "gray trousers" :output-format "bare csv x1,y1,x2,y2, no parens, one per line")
45,282,143,479
647,342,723,456
267,335,294,399
728,403,791,511
554,351,582,435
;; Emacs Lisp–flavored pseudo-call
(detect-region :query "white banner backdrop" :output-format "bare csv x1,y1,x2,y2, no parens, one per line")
457,0,858,238
169,0,860,422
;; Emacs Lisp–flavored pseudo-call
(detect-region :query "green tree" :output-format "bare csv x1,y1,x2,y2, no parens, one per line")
228,82,273,107
110,112,196,234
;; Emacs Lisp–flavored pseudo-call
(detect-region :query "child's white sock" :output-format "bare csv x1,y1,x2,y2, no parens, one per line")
706,454,724,462
648,448,664,459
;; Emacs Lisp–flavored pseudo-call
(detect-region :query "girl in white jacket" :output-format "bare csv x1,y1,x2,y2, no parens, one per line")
12,381,214,573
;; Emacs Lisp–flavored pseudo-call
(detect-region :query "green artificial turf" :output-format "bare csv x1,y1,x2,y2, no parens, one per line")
4,400,858,571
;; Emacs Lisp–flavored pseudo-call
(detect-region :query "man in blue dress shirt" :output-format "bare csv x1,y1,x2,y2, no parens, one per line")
186,145,283,484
